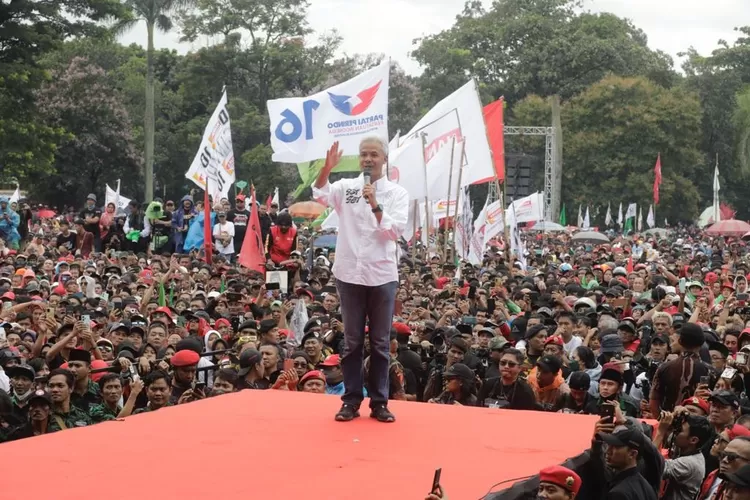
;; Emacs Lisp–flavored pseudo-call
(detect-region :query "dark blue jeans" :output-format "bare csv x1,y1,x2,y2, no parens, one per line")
336,278,398,409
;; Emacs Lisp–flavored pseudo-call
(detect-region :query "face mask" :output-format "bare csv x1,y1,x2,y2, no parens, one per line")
568,360,580,372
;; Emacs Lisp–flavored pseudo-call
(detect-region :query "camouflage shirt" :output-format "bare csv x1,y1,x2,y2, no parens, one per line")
70,379,102,412
132,402,171,415
89,403,120,423
48,405,93,433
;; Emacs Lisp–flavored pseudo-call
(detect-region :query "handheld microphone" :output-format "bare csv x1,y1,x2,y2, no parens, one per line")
363,166,372,185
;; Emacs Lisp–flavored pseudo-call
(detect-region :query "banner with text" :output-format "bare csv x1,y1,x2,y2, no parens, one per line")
403,79,494,187
268,61,390,163
185,90,236,202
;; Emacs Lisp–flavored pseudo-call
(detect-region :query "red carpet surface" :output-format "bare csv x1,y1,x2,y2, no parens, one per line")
0,391,598,500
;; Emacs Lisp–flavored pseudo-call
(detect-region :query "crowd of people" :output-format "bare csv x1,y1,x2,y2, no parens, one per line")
5,187,750,498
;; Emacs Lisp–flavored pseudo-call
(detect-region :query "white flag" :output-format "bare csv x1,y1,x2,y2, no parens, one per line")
713,163,721,224
481,199,505,244
185,90,235,202
389,137,427,201
637,206,643,231
468,195,489,266
454,187,473,260
271,187,279,206
404,79,494,187
583,207,590,230
106,181,131,214
647,204,655,228
9,187,20,204
625,203,637,220
577,204,583,227
268,61,389,163
605,203,612,226
617,203,623,227
509,200,526,270
427,140,463,202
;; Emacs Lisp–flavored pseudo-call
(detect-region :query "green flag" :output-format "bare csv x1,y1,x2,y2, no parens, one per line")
293,156,361,198
624,217,634,233
158,282,166,307
559,204,567,226
312,207,332,228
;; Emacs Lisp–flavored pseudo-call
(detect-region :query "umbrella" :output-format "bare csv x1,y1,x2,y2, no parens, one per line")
571,231,609,244
312,234,337,248
527,221,566,232
705,219,750,237
288,201,326,219
37,209,56,219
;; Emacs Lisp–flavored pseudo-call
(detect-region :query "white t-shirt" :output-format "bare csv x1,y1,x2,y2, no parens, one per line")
563,335,583,356
213,221,235,255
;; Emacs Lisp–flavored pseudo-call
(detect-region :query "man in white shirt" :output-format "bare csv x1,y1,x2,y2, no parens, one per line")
313,137,409,423
212,212,235,261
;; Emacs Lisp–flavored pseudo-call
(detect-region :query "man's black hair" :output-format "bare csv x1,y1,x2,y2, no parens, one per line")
685,414,713,449
48,368,74,389
144,370,171,387
98,373,121,391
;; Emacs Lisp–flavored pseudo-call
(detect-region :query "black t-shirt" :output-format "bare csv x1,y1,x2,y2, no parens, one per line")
79,207,102,236
227,209,250,249
477,377,538,410
55,232,77,251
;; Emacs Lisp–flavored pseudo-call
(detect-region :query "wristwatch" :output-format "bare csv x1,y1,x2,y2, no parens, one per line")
371,204,383,213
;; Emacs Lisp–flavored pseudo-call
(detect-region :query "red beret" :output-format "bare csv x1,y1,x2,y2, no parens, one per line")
539,465,581,495
171,349,200,367
681,397,709,415
392,322,411,336
728,424,750,440
544,335,564,347
300,370,325,385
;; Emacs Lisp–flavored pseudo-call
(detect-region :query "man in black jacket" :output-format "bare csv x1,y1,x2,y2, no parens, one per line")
597,427,657,499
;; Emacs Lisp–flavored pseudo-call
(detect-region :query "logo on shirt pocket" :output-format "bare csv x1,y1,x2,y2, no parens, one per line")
345,188,361,204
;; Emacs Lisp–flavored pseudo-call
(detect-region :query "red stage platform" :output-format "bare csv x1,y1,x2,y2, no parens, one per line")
0,391,598,499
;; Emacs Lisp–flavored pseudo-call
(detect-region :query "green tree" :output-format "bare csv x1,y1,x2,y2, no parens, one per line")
0,0,128,183
511,76,704,224
34,57,142,208
412,0,676,106
118,0,196,203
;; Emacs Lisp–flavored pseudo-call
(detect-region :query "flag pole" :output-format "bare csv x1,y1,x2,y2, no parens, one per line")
442,137,457,263
452,154,465,260
411,200,418,266
420,133,432,259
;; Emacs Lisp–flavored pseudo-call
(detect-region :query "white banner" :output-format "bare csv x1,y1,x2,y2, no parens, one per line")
389,138,426,201
482,199,505,244
268,60,390,163
625,203,637,220
9,187,20,204
404,79,494,187
105,181,131,214
186,90,235,202
510,192,544,224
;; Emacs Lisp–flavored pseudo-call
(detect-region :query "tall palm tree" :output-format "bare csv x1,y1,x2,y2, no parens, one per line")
118,0,195,202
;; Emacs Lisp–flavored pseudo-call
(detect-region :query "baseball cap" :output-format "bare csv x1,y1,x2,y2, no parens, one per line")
596,427,645,450
320,354,341,367
443,363,474,381
28,389,52,406
721,463,750,488
6,364,35,380
536,355,562,374
568,371,591,391
488,336,509,351
709,390,740,410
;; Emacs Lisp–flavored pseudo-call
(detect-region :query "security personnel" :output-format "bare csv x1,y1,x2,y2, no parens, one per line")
538,465,582,499
169,349,200,404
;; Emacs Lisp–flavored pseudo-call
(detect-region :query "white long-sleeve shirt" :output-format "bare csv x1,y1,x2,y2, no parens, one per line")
313,174,408,286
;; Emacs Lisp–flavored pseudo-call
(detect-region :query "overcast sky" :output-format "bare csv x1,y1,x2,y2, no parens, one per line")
119,0,750,75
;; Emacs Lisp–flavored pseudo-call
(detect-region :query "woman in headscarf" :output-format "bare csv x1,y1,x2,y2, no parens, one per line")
0,197,21,249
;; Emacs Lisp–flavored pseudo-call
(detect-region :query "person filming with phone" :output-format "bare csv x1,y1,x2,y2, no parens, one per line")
313,137,409,423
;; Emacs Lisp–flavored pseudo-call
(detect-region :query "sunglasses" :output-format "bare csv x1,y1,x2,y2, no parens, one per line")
721,451,749,463
293,361,308,368
499,360,518,367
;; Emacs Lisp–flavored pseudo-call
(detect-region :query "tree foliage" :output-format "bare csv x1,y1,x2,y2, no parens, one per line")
34,57,142,207
412,0,675,106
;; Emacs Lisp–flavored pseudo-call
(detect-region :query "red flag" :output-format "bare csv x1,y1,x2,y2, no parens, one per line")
626,254,634,274
653,153,662,205
203,185,212,265
482,98,506,182
238,186,266,273
265,193,272,209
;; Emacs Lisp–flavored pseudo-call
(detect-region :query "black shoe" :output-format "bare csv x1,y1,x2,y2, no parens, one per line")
370,405,395,423
335,404,360,422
